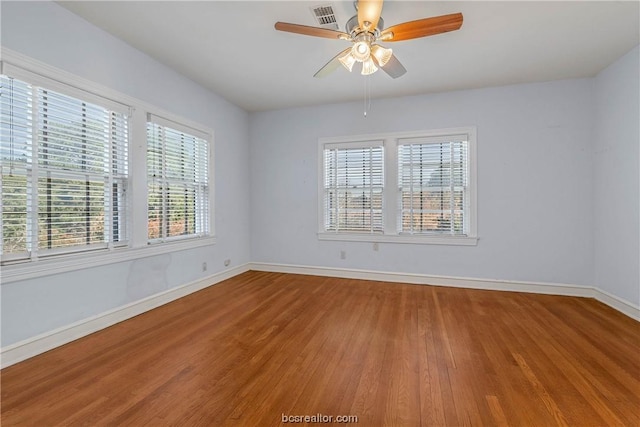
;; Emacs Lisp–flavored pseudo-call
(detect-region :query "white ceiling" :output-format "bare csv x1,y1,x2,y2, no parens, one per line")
58,1,639,112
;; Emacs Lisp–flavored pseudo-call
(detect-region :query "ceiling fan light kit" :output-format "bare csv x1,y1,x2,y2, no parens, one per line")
371,45,392,67
352,38,372,62
275,0,463,79
338,50,357,72
337,32,386,75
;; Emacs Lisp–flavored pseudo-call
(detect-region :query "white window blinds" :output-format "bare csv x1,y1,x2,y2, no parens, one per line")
398,137,469,235
1,76,31,256
147,116,209,242
323,144,383,233
0,73,129,261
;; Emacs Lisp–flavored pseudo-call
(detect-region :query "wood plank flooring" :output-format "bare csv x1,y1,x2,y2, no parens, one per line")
1,271,639,426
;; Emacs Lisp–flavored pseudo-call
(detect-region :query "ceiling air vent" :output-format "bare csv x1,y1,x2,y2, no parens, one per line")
310,4,339,30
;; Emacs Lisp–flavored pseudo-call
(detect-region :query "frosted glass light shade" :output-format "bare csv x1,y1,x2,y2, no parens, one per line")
371,45,393,67
338,51,356,72
361,57,378,75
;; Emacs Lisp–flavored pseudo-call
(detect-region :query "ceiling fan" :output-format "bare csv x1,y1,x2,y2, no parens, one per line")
274,0,463,79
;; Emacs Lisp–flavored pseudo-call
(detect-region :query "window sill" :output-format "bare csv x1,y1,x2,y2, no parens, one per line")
317,233,478,246
0,236,217,284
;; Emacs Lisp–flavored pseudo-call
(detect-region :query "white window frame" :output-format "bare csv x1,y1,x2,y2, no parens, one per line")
318,127,477,246
146,113,214,244
322,140,385,234
1,63,131,262
0,49,216,284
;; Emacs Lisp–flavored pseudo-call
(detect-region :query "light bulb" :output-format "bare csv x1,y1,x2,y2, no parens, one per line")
338,51,356,72
351,41,371,62
371,45,393,67
361,57,378,75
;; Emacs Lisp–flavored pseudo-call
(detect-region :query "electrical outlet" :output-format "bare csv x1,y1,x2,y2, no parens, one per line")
202,262,207,272
373,242,379,251
340,250,346,260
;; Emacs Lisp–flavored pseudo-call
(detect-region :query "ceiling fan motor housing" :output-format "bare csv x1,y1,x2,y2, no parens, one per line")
346,14,384,37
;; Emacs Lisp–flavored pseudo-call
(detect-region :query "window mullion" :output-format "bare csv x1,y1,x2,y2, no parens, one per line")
129,111,147,248
383,138,396,235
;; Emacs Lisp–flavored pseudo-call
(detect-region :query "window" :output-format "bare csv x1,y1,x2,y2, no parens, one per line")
0,53,216,282
319,128,477,245
323,142,383,233
1,72,129,262
147,115,210,242
398,137,469,235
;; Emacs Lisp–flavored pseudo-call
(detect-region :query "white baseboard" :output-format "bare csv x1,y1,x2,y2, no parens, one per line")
249,262,592,296
249,262,640,321
593,288,640,321
0,263,250,369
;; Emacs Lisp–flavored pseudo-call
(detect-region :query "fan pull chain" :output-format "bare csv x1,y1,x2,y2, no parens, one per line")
363,75,372,117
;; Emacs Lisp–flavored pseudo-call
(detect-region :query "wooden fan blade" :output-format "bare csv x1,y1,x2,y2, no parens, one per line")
275,22,349,40
357,0,383,31
314,48,352,78
380,13,463,42
374,53,407,79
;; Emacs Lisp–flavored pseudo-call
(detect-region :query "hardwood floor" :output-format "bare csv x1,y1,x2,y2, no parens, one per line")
1,271,639,426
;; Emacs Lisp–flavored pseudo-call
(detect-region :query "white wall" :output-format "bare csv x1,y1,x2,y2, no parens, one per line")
250,79,595,286
594,46,640,307
0,1,251,346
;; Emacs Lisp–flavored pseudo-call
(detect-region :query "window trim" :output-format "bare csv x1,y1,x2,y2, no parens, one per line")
145,113,214,244
0,49,216,283
1,65,131,262
322,140,385,234
317,127,478,246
